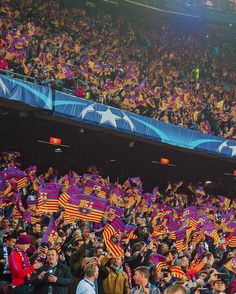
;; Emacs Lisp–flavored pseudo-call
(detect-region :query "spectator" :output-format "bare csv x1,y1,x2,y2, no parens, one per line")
28,222,42,244
156,267,175,293
0,55,8,71
210,278,227,294
0,218,10,232
9,234,42,294
0,152,236,294
75,86,85,98
69,239,88,293
102,255,130,294
76,262,99,294
32,248,73,294
0,234,16,288
131,266,160,294
164,284,187,294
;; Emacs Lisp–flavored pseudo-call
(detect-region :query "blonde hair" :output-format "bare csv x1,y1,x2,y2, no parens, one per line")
84,262,97,278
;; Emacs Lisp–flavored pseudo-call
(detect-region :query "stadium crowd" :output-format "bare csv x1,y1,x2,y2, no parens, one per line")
0,0,236,140
0,152,236,294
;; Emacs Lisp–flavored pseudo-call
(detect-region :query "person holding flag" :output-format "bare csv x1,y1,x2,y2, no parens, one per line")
101,255,130,294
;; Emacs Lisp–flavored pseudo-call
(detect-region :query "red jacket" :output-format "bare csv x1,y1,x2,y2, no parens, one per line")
9,250,35,286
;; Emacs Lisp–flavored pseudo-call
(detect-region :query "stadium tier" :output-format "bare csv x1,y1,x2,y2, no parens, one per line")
0,1,236,294
0,74,236,160
0,152,236,294
0,0,235,139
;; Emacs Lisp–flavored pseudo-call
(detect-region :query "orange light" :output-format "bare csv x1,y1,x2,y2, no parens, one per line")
49,137,61,145
160,158,169,165
234,170,236,176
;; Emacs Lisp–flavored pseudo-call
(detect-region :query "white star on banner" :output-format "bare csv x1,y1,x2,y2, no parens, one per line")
97,108,121,128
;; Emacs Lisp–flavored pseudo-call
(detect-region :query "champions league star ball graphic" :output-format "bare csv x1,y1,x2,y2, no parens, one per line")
0,78,10,96
217,140,236,157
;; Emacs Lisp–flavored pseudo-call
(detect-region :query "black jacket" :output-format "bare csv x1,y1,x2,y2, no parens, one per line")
31,262,73,294
0,246,12,282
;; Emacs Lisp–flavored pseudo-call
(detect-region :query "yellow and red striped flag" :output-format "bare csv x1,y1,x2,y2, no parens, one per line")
103,217,125,257
37,183,62,213
63,193,107,223
109,188,125,207
189,218,198,230
225,254,236,274
228,232,236,248
83,180,108,199
17,177,28,190
156,261,168,273
170,265,187,280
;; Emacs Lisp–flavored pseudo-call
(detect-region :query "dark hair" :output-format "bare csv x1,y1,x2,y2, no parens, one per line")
162,242,169,247
170,248,178,255
41,242,50,248
132,242,143,254
1,217,9,222
213,278,226,285
6,234,17,241
58,230,66,238
48,248,59,256
17,230,27,236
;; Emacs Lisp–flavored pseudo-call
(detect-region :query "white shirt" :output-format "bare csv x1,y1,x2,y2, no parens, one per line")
76,278,96,294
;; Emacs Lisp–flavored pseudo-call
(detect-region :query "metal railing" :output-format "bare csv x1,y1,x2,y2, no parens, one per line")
0,69,87,97
0,69,37,84
0,68,85,90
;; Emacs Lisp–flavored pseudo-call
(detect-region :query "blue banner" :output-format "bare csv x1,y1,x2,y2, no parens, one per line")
0,74,52,110
54,91,236,160
0,75,235,160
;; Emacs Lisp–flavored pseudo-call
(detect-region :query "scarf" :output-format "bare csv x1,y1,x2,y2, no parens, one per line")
110,263,123,275
124,263,132,289
14,245,31,269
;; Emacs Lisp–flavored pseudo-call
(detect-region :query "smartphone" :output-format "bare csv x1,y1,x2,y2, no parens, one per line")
44,269,53,275
43,268,53,280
